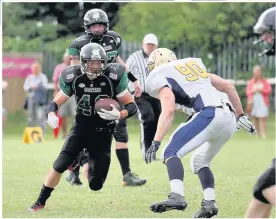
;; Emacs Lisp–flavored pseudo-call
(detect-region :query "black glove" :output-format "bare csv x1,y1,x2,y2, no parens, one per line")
145,140,161,164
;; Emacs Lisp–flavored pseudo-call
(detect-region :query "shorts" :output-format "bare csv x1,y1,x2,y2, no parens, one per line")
253,158,276,204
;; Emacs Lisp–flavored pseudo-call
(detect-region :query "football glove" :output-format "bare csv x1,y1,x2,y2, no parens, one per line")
145,140,161,164
47,113,59,129
97,104,121,121
237,113,256,135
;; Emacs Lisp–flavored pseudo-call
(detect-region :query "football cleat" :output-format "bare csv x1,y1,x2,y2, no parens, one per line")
193,199,218,218
66,170,83,186
122,172,147,186
28,203,45,212
150,192,187,213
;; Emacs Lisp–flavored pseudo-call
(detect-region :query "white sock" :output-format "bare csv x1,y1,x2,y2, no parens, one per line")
203,188,215,201
170,179,184,196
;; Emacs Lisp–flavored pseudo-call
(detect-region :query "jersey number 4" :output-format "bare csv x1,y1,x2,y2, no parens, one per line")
175,60,208,82
78,94,92,116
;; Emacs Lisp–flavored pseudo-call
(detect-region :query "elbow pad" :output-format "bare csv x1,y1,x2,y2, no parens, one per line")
128,71,137,82
45,101,59,116
125,102,137,118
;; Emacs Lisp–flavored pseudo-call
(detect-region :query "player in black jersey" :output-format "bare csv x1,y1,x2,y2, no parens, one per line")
28,43,139,212
67,8,146,187
245,6,275,218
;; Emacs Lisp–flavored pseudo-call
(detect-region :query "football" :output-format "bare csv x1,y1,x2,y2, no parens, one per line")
95,98,121,113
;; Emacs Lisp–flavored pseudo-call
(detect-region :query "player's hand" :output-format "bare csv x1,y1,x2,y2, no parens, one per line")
145,140,161,164
98,104,121,121
133,80,142,97
47,113,59,129
237,113,256,134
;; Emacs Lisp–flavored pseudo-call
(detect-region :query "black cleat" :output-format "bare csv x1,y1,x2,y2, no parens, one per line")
28,203,45,212
193,199,218,218
150,192,187,213
66,171,83,186
122,172,147,186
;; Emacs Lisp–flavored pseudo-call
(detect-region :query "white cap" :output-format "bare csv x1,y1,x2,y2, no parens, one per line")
143,33,158,46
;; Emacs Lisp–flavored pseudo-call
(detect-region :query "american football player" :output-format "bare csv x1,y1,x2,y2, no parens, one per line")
28,43,138,211
245,6,276,218
144,48,256,217
67,8,146,187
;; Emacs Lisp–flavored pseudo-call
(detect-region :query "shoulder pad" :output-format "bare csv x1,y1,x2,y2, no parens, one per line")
61,65,82,83
69,35,90,48
74,34,90,42
106,31,122,45
105,63,125,81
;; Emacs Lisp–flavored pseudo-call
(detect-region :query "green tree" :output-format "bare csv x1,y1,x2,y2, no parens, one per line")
114,2,274,51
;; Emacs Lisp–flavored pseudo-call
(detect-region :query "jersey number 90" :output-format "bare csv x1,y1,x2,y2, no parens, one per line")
175,61,208,82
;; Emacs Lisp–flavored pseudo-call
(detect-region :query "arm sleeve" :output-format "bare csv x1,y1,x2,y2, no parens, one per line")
68,41,80,60
115,72,128,96
58,75,73,97
146,74,170,98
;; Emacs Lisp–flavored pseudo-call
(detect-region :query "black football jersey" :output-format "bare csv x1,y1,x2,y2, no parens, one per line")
58,63,128,125
68,31,122,63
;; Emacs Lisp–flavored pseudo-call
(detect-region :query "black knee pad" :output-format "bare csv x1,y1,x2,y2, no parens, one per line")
88,152,111,191
53,153,76,173
253,160,275,204
114,119,128,143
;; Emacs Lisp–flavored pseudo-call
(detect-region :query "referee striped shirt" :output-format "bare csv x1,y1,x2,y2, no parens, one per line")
126,50,149,92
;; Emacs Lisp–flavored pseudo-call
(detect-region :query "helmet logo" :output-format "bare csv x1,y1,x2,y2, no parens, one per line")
93,13,100,20
92,49,101,58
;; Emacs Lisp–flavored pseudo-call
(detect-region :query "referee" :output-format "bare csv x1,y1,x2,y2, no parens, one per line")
126,33,161,159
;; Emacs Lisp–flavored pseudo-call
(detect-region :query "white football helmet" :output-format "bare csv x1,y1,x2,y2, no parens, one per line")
147,48,177,72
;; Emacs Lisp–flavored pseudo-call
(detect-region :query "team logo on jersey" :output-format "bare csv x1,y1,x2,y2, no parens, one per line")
67,73,74,80
110,63,120,71
103,45,112,51
109,73,118,80
110,40,114,43
100,82,106,86
90,83,94,87
79,83,85,88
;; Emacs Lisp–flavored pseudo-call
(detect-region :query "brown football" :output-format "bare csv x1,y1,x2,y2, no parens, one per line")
95,98,121,113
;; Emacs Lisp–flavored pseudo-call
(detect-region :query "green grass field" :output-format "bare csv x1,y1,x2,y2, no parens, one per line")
2,111,276,218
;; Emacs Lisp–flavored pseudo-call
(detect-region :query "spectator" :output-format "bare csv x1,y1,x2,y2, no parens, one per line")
23,62,48,135
246,65,272,139
2,80,8,134
126,33,161,159
52,50,76,138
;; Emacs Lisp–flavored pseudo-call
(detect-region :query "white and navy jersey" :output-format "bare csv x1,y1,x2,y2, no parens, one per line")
146,58,224,113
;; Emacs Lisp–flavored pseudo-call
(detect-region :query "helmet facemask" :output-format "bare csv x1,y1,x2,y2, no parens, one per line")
81,59,105,80
85,23,108,40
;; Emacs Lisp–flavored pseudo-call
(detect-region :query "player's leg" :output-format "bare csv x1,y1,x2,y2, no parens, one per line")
114,118,147,186
63,98,83,186
86,130,113,191
245,197,272,218
245,158,276,218
151,108,218,213
135,95,157,159
191,108,236,218
28,122,84,211
65,151,83,186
